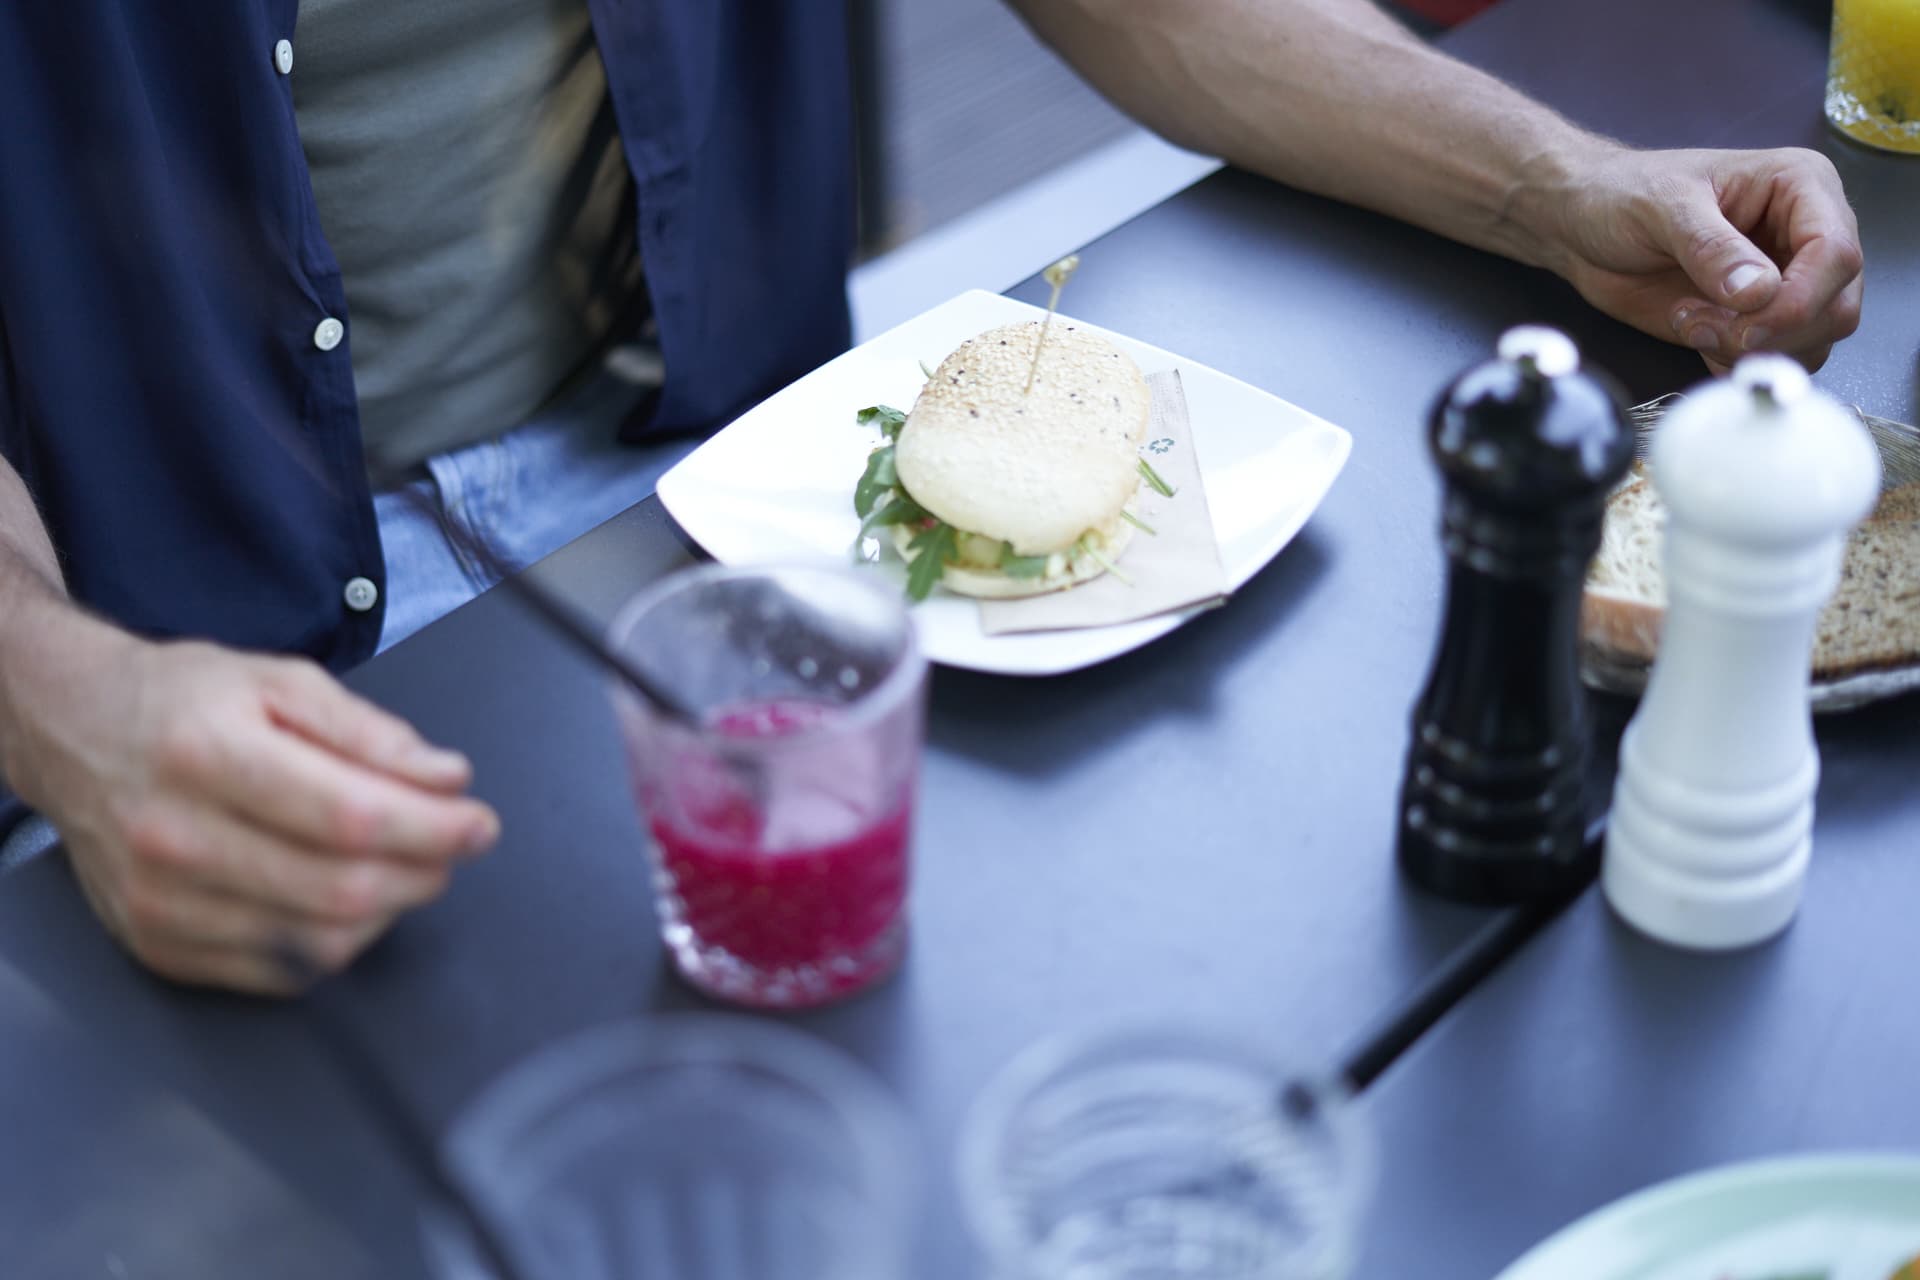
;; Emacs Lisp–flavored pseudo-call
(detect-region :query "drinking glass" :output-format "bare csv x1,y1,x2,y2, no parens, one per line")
608,565,926,1009
960,1026,1371,1280
1827,0,1920,153
427,1015,916,1280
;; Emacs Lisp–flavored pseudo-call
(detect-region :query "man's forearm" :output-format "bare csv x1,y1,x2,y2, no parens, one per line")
0,457,62,596
1009,0,1608,273
0,458,119,797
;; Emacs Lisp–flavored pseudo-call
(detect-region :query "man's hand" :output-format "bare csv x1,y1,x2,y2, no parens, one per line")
1010,0,1865,374
5,627,498,995
1533,145,1863,373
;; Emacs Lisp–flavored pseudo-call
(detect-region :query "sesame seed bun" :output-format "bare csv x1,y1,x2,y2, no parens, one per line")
894,320,1150,557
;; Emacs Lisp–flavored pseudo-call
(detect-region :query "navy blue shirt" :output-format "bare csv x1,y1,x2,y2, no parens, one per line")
0,3,855,669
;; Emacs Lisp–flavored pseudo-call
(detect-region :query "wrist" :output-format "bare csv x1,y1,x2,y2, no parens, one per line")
1496,130,1621,277
0,587,133,804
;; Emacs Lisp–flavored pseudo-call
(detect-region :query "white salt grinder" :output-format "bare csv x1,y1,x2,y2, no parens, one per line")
1604,355,1881,950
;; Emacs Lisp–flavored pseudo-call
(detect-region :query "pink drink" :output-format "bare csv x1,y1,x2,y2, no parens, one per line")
646,699,911,1008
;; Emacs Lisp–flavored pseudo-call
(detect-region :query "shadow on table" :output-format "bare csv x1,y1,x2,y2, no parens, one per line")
0,956,383,1280
928,529,1336,780
0,854,433,1278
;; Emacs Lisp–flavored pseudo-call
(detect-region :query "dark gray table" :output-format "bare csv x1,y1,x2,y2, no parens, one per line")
2,0,1913,1276
1354,3,1920,1273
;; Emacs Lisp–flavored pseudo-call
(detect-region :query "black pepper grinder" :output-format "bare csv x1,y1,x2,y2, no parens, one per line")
1397,326,1634,904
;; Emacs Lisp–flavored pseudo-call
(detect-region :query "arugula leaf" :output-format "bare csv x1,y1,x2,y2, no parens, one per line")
999,544,1052,579
1077,534,1135,587
1137,457,1176,498
857,404,908,440
905,522,958,602
1119,508,1157,536
858,492,929,540
853,445,897,518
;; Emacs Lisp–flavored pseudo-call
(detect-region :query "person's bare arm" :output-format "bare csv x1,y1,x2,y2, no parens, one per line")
0,445,65,612
1009,0,1862,370
0,455,499,993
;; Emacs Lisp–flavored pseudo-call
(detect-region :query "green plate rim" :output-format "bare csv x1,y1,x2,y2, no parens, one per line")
1495,1152,1920,1280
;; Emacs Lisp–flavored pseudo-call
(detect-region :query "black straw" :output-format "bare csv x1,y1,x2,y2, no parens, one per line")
275,944,527,1280
1335,872,1592,1094
393,485,701,726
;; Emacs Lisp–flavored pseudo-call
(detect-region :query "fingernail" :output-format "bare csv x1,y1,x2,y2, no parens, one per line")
462,816,499,856
1740,325,1773,351
412,743,468,774
1671,307,1694,336
1724,263,1765,298
1686,325,1721,354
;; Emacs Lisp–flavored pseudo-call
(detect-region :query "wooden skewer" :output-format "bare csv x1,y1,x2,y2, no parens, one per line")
1024,254,1080,396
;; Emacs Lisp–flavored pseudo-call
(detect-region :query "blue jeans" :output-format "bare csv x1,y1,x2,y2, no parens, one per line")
1,361,695,871
373,362,695,651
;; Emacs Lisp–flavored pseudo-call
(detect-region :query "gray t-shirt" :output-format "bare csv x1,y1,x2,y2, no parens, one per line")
293,0,646,480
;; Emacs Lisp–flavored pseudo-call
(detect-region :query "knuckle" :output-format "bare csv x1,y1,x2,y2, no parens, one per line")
1792,147,1841,183
119,881,173,935
1832,295,1862,339
324,796,382,855
265,655,328,692
351,705,414,758
137,946,203,986
1684,225,1738,265
1829,237,1865,282
304,926,367,974
1772,296,1816,331
122,805,195,871
257,657,335,718
324,866,385,921
152,720,217,781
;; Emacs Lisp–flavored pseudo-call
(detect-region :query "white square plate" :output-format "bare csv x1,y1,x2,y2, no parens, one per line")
655,290,1352,675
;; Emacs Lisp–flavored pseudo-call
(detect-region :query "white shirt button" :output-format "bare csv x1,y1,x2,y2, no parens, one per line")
273,40,294,75
313,317,344,351
343,577,379,613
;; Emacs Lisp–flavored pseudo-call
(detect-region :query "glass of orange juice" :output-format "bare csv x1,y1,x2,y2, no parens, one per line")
1827,0,1920,154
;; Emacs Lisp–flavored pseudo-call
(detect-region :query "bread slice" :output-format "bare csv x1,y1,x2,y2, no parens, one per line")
1581,470,1668,666
1581,473,1920,681
894,320,1150,557
1814,482,1920,676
